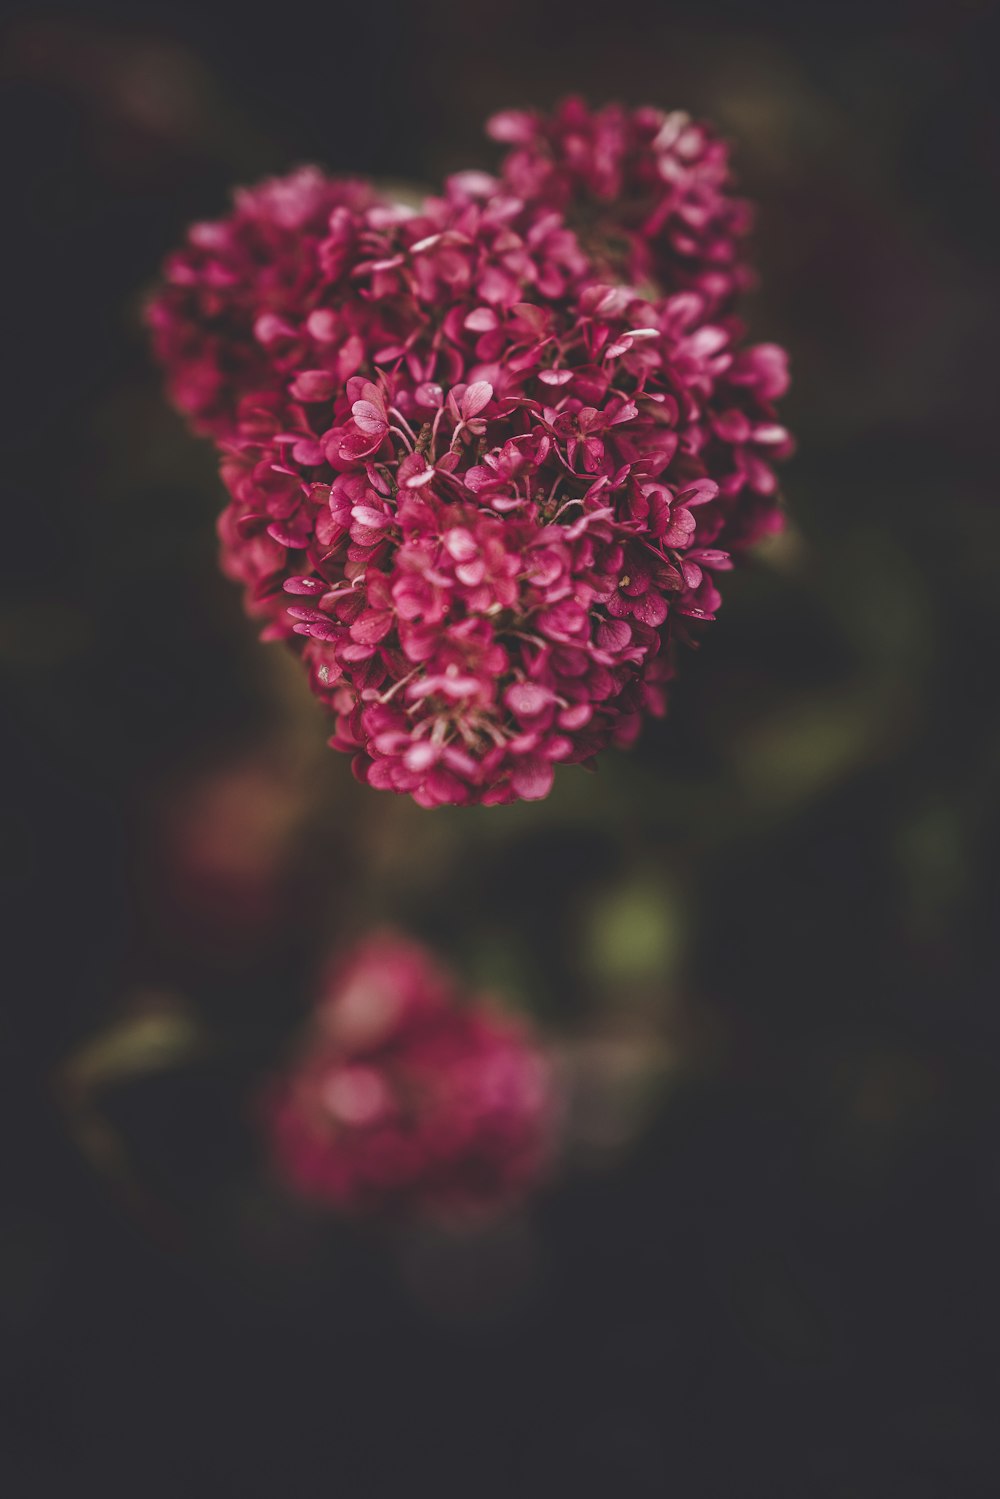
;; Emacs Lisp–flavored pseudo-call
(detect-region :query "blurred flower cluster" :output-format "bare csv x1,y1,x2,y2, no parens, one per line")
266,933,553,1216
149,100,792,806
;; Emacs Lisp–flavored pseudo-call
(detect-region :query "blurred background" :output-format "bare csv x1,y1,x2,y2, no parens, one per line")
2,0,999,1493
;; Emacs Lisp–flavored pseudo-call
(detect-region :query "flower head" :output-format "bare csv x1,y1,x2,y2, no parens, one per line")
149,107,792,805
266,934,553,1216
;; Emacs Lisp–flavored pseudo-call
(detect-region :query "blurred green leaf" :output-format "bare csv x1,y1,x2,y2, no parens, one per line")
584,872,688,989
60,1002,206,1096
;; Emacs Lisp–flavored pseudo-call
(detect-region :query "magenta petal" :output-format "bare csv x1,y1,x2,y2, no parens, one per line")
504,682,553,718
284,576,325,595
350,609,394,645
485,109,536,143
350,504,392,530
538,368,573,386
461,380,493,419
596,618,632,652
351,400,387,435
558,703,592,730
464,307,500,333
456,560,486,587
443,528,478,563
404,741,440,773
291,439,325,466
290,370,335,403
632,592,669,627
511,756,555,801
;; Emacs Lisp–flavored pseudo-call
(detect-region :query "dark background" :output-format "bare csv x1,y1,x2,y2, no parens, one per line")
2,0,999,1494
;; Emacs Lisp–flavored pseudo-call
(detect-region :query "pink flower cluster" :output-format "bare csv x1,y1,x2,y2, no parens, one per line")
267,934,552,1215
149,102,792,805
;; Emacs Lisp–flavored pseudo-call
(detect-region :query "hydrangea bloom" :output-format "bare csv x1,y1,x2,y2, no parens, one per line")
267,934,552,1215
487,97,755,315
149,105,792,806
